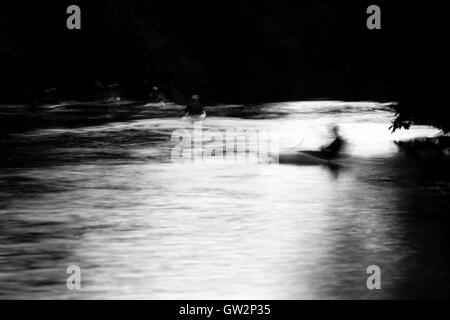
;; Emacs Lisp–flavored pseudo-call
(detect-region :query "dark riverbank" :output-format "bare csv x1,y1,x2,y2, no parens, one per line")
2,1,447,132
1,1,401,104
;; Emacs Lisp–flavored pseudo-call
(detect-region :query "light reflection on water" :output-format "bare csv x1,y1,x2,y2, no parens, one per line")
1,101,450,299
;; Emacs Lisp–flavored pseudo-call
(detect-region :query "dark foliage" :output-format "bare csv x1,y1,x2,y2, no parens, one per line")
0,1,446,130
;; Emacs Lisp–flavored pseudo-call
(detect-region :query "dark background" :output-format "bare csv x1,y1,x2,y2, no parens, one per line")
0,1,446,128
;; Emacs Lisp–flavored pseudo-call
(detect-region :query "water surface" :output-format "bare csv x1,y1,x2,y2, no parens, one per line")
1,101,449,299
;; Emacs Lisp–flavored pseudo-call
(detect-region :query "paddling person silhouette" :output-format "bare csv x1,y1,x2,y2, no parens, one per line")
278,125,345,176
320,125,345,158
301,125,345,160
184,94,205,117
148,86,166,103
170,87,212,119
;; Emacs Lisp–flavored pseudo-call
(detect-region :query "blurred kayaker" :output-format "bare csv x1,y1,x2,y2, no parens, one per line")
320,125,345,158
148,86,166,103
184,94,205,116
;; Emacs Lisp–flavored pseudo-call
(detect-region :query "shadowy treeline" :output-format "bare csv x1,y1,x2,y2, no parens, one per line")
0,1,447,130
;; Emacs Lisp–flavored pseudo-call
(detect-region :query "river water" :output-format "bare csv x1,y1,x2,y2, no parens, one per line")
1,101,450,299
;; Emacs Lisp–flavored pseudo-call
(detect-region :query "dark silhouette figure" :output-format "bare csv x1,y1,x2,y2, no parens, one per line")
320,126,345,158
107,84,122,102
184,94,205,116
147,86,166,103
301,125,345,160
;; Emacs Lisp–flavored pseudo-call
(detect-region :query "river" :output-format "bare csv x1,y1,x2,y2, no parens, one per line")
1,100,449,299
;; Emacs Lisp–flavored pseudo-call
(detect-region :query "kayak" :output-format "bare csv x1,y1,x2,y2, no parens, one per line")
278,150,341,169
99,99,135,107
182,111,206,121
38,102,69,109
278,151,331,166
144,101,166,107
298,150,337,161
